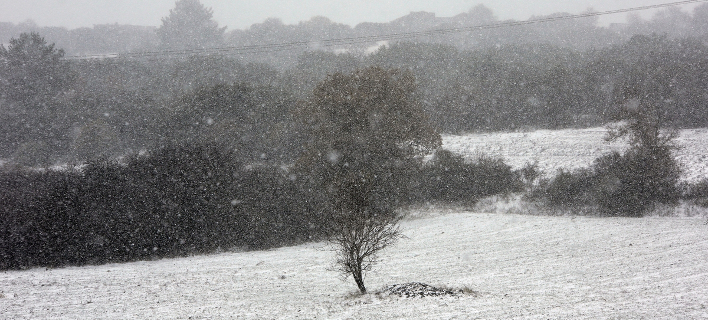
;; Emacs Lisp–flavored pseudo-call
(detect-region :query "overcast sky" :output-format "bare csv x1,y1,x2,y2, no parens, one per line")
0,0,702,30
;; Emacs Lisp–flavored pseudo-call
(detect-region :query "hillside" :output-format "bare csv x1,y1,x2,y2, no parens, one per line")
1,211,707,319
443,127,708,183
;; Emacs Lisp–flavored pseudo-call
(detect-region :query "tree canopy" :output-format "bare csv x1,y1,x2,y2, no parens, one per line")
0,32,71,105
299,66,441,213
0,32,74,165
303,66,440,166
157,0,226,50
297,66,441,293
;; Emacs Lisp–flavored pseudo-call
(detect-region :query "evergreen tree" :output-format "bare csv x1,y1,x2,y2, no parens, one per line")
0,32,74,164
0,32,71,105
158,0,226,50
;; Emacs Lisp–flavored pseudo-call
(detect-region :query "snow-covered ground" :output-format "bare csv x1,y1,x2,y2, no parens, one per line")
1,128,707,318
2,211,707,319
443,127,708,182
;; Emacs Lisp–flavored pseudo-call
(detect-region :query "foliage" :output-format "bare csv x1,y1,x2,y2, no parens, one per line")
533,98,681,216
600,66,682,216
4,31,708,165
0,142,321,270
297,66,440,293
534,148,681,217
363,35,708,133
416,150,524,204
0,32,74,163
680,179,708,208
518,162,541,189
602,35,708,129
594,149,680,216
172,82,300,163
530,42,686,216
531,168,595,209
297,66,441,213
70,119,122,161
157,0,226,50
0,32,72,104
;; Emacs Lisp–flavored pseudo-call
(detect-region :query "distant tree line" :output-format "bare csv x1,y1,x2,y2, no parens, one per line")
3,31,708,165
3,0,708,165
4,2,708,63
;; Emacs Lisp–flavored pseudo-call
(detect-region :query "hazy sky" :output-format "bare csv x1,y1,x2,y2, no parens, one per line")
0,0,702,30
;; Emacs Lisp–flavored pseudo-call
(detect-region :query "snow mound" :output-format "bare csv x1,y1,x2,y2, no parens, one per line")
379,282,460,298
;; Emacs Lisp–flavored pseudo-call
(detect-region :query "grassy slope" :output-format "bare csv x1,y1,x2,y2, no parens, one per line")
1,211,707,319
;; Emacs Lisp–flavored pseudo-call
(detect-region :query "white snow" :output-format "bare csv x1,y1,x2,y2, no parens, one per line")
1,127,707,318
443,127,708,182
2,211,707,319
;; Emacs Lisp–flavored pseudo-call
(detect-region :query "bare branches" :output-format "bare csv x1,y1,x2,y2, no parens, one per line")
331,209,402,294
605,98,678,151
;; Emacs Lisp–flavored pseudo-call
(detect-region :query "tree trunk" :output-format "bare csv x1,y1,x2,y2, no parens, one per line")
353,268,366,294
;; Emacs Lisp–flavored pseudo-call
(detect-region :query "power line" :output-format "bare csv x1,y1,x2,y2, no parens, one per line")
64,0,708,60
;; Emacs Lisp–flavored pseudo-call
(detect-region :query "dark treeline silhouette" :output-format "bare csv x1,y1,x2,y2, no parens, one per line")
0,143,325,269
3,32,708,164
0,140,528,270
0,20,158,56
4,2,708,164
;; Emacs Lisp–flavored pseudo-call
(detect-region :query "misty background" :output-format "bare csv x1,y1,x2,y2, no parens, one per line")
2,0,700,30
2,1,707,165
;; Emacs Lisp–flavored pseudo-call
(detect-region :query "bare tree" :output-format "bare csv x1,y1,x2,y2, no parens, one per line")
331,208,402,294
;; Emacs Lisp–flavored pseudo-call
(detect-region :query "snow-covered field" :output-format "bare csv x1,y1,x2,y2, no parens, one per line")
2,128,707,319
443,127,708,182
2,211,707,319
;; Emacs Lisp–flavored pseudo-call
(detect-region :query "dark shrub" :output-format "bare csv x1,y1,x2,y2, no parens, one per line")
518,162,541,189
471,155,525,198
233,165,321,249
120,143,243,256
534,168,595,208
0,142,325,270
0,169,84,268
416,150,523,204
534,148,681,217
593,148,680,216
681,179,708,207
